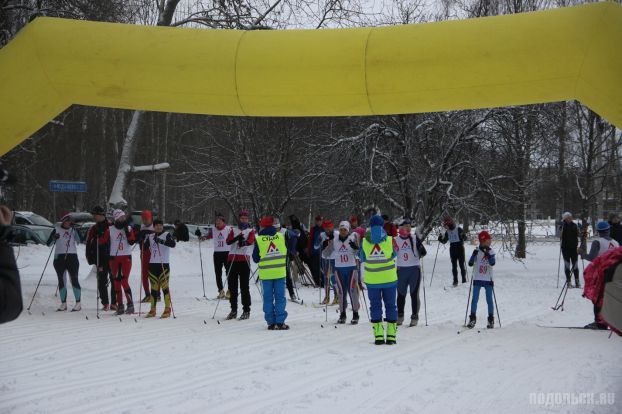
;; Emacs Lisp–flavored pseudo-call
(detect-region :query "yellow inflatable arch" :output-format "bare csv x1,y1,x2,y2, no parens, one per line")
0,2,621,156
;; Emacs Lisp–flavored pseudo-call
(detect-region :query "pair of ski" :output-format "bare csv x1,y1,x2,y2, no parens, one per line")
536,325,609,330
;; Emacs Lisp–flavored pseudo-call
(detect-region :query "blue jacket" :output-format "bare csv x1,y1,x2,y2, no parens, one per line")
252,226,277,263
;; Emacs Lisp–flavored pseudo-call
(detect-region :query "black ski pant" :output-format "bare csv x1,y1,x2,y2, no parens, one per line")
213,251,229,292
228,260,251,313
96,261,116,306
309,252,322,287
561,249,580,283
450,243,467,283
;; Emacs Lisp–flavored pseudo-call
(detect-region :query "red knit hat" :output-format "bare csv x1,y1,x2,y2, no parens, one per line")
315,215,323,221
478,231,491,243
141,210,152,221
322,220,334,229
350,216,359,224
260,216,274,228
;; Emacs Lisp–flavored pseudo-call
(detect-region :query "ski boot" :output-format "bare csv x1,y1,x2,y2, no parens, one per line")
145,308,157,318
161,307,171,319
115,304,125,316
71,302,81,312
102,304,110,312
110,304,118,311
321,295,330,305
126,302,135,314
57,303,67,312
239,311,250,320
397,313,404,326
267,324,276,330
466,314,476,329
332,296,340,306
410,315,419,327
141,295,151,303
217,290,226,299
225,310,237,320
487,315,494,329
225,290,231,299
462,277,467,284
337,312,346,324
373,322,385,345
275,323,290,330
574,277,582,289
351,312,359,325
452,280,458,287
289,292,297,301
584,321,608,330
386,322,397,345
566,277,572,288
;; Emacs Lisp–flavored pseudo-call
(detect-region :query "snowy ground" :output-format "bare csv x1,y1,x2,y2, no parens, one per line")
1,240,620,414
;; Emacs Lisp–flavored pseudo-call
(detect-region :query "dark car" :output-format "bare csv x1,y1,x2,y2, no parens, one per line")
6,225,53,246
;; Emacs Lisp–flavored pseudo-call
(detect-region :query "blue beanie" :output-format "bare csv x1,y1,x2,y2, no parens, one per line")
596,221,610,232
369,214,384,228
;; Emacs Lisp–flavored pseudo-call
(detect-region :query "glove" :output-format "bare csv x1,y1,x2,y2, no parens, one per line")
53,233,60,240
154,236,162,244
472,249,479,257
349,241,358,250
328,232,334,240
238,238,246,247
195,228,201,237
124,227,131,238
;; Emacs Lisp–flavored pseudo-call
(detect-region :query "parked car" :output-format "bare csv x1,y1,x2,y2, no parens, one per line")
6,224,53,246
12,211,53,227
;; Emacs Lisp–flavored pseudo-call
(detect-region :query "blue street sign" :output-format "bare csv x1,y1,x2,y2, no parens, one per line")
48,180,87,193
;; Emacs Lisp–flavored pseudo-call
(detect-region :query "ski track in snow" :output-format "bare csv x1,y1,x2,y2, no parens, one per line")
1,242,620,414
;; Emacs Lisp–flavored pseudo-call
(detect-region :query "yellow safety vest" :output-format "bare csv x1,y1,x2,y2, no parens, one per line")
256,232,288,280
362,237,397,285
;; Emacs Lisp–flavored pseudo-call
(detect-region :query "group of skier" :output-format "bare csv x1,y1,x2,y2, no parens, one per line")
49,207,177,318
44,205,622,340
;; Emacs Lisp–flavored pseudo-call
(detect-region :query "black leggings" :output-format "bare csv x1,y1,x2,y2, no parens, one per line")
228,261,251,312
213,251,229,292
53,254,80,303
450,243,466,282
562,250,579,280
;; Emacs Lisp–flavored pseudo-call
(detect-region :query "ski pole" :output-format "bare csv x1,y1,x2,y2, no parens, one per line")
556,226,563,288
429,237,441,287
138,238,144,316
357,280,370,322
325,261,332,322
96,235,100,319
198,237,207,298
552,281,570,311
491,279,501,328
212,259,234,319
463,266,474,326
27,244,55,314
244,254,262,299
420,261,428,326
556,244,562,289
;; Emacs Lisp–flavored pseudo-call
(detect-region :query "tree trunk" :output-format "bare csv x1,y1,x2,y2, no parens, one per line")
109,110,144,208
